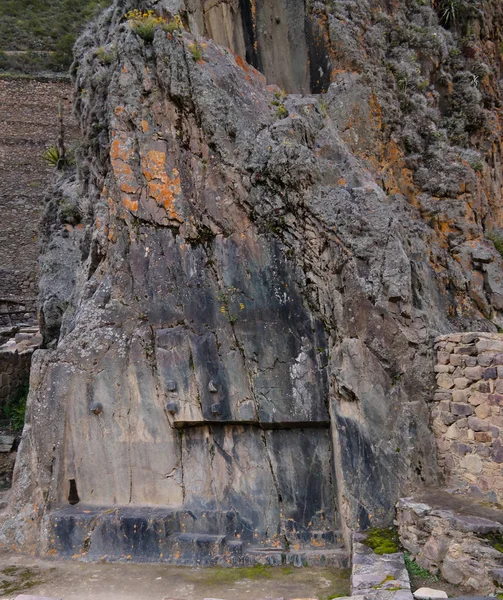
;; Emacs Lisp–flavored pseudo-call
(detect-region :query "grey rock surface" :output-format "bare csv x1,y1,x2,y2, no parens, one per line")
2,0,503,563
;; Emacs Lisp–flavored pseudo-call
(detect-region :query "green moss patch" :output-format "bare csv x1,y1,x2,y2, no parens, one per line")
362,527,400,555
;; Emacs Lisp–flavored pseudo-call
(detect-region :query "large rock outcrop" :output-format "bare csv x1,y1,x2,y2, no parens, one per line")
2,0,503,562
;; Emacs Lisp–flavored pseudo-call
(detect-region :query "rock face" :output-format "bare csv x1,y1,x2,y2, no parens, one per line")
2,0,503,561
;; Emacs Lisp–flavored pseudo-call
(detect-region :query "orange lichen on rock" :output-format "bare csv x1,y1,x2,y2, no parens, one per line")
123,196,139,212
141,149,182,221
110,137,138,196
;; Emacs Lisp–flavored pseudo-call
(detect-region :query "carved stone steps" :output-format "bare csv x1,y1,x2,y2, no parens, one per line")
47,505,348,566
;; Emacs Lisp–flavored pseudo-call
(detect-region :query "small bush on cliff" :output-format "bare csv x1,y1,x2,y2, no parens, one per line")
188,42,203,61
125,9,163,42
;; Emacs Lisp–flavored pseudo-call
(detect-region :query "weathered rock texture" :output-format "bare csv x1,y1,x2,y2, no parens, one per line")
397,491,503,594
433,332,503,503
0,77,78,327
2,0,503,562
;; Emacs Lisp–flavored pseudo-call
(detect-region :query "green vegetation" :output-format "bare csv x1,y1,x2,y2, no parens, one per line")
0,0,112,73
188,42,203,62
362,527,400,555
125,9,163,43
404,552,437,580
275,104,289,119
216,286,245,324
487,232,503,259
1,381,28,432
439,0,460,27
482,532,503,553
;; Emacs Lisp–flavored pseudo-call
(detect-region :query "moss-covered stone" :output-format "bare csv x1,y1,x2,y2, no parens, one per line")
363,527,401,555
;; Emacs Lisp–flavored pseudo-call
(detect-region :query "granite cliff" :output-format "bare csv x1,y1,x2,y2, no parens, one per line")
2,0,503,564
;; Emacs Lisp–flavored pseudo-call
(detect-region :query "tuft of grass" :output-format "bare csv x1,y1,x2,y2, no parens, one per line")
162,15,183,35
404,552,437,580
275,104,288,119
188,42,203,61
362,527,400,555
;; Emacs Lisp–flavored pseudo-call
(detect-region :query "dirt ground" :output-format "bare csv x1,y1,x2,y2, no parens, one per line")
0,553,350,600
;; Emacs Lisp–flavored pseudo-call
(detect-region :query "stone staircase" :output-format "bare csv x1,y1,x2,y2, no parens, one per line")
47,505,349,567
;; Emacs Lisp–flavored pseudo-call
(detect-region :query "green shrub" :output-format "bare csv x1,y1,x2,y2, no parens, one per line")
43,146,62,167
125,9,163,43
162,15,183,35
275,104,288,119
188,42,203,61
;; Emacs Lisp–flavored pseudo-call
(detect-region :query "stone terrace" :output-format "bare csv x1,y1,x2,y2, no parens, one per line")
0,77,77,326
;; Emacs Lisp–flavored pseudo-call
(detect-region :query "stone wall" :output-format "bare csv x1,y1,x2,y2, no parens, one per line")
0,76,77,327
433,332,503,503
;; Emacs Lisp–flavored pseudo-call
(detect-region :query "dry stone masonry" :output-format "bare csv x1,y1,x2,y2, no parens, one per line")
433,332,503,503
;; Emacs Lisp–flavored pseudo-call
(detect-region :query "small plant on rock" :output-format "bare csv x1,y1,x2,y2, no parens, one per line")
275,104,288,119
125,9,163,42
439,0,460,27
162,14,183,35
188,41,203,61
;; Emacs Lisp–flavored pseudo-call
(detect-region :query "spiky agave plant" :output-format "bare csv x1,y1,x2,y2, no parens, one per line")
439,0,460,27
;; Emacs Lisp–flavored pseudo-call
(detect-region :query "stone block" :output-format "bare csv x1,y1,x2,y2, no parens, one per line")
488,394,503,406
452,389,469,403
492,353,503,365
434,391,452,401
468,392,485,406
495,379,503,393
478,353,493,367
437,351,450,365
467,416,489,432
484,367,498,380
454,378,470,389
441,412,456,426
446,423,459,440
413,588,447,599
492,440,503,463
465,357,477,367
450,354,465,367
476,340,503,353
475,381,491,393
474,432,492,443
461,454,483,474
475,403,490,419
451,442,471,456
434,365,451,373
475,442,491,456
451,403,473,416
465,366,483,380
437,374,454,389
455,345,478,355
